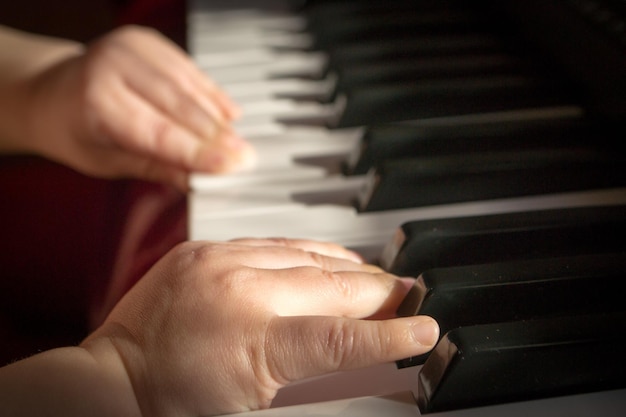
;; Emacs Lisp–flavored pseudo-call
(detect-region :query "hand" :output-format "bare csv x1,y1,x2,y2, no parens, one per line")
19,26,255,190
83,238,439,416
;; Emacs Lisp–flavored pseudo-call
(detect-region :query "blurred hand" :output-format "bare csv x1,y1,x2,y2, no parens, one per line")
22,25,255,190
83,238,439,416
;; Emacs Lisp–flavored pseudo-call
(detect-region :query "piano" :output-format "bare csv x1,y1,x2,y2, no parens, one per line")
186,1,626,416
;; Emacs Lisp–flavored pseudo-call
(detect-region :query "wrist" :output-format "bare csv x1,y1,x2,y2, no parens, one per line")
0,25,84,154
0,340,142,417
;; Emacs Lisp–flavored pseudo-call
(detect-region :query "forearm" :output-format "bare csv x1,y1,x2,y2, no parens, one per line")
0,25,83,153
0,339,141,417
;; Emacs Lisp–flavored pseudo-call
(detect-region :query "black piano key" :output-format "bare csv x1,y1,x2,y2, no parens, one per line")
302,0,456,19
331,53,536,100
324,33,508,68
303,4,491,49
356,148,625,211
380,205,626,276
343,115,600,175
396,252,626,367
489,0,626,119
417,312,626,413
333,75,577,128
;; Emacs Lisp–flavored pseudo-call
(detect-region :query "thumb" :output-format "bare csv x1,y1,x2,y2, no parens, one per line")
264,315,439,385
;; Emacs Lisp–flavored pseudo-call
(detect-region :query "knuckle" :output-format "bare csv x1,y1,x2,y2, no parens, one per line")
306,249,329,269
324,320,358,368
167,241,253,294
333,271,356,301
112,25,159,42
264,237,292,248
170,92,200,120
146,116,175,153
319,266,358,305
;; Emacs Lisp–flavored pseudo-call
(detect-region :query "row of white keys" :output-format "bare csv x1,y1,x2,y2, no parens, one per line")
239,388,626,417
189,107,594,254
189,4,347,128
189,188,626,261
190,125,362,187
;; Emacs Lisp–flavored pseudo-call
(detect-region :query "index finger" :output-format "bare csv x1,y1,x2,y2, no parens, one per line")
228,237,364,264
255,267,409,318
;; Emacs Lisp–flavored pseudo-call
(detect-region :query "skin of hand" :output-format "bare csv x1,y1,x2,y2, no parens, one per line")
0,238,439,417
0,25,256,190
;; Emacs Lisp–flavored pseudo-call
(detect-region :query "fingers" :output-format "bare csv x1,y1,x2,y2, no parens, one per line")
116,41,231,142
183,239,370,271
182,240,405,318
258,268,408,318
265,315,439,384
108,26,240,122
90,74,255,174
166,240,399,318
84,26,256,181
228,237,364,264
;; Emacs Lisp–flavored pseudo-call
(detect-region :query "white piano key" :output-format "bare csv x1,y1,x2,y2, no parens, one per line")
189,165,328,191
195,49,294,69
191,174,366,215
189,189,626,250
234,95,346,129
238,388,626,417
191,32,313,54
267,363,626,416
248,391,421,417
203,52,328,83
234,121,294,137
233,95,347,126
190,132,361,194
222,74,337,100
244,125,363,141
190,10,305,32
237,98,329,118
246,128,360,158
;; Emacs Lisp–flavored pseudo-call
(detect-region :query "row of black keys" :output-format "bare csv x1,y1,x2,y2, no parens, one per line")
380,205,626,413
221,1,626,412
267,0,626,212
271,0,578,128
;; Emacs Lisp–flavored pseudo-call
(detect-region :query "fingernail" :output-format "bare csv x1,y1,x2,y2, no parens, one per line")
226,102,242,120
346,250,364,264
231,142,257,172
223,130,249,150
208,130,257,172
399,277,416,292
411,316,440,347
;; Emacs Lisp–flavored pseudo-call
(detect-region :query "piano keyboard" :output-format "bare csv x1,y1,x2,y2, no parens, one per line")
187,0,626,415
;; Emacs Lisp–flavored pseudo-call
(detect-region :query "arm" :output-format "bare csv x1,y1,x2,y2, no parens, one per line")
0,25,255,190
0,25,83,153
0,238,439,417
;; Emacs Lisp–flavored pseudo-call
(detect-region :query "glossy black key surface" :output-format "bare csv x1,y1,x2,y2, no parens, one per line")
417,312,626,413
303,4,492,49
396,252,626,367
324,33,507,68
380,205,626,276
328,54,534,101
489,0,626,119
333,75,576,128
343,115,601,175
357,147,625,211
